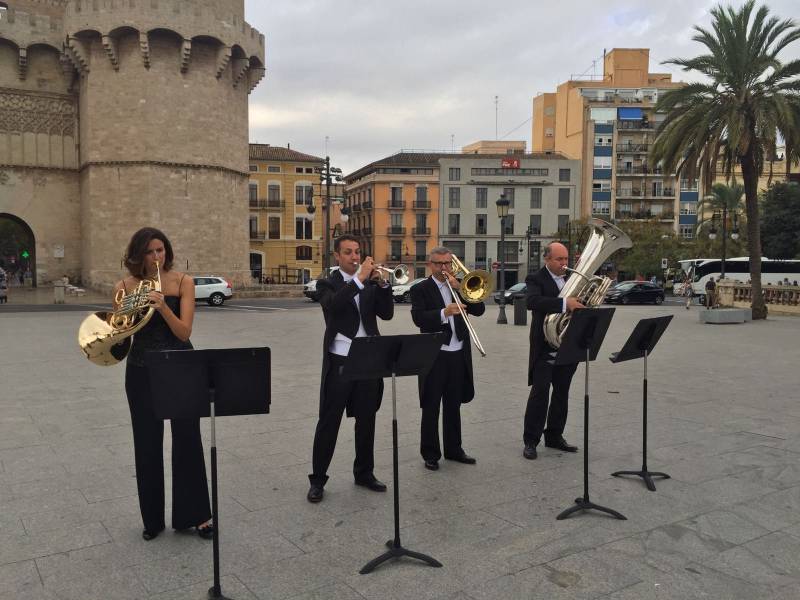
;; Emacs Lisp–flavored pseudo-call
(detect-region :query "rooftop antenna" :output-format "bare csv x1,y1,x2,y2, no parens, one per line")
494,95,499,140
450,134,455,152
325,135,329,156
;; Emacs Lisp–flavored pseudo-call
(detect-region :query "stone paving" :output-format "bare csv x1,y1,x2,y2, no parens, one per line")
0,301,799,599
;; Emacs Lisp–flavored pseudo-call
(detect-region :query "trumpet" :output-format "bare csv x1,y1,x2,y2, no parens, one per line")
440,255,493,357
371,263,410,285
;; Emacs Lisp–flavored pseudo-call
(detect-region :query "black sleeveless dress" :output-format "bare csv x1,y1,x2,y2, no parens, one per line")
124,295,211,532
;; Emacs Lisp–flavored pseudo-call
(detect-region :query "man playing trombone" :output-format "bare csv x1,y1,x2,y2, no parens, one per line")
411,246,485,471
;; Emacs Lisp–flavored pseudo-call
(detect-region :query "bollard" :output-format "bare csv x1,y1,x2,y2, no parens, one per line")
54,281,65,304
513,296,527,326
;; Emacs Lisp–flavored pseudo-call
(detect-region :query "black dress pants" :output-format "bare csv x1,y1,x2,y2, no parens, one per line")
524,358,578,447
309,354,380,486
420,350,466,461
125,364,211,532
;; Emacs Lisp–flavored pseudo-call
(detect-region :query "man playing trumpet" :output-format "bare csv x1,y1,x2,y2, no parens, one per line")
307,235,394,503
411,247,485,471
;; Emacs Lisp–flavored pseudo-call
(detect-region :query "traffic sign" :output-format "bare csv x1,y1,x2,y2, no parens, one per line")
491,261,500,270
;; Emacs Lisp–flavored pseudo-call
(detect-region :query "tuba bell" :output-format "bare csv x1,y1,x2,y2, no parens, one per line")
78,261,162,366
543,219,632,348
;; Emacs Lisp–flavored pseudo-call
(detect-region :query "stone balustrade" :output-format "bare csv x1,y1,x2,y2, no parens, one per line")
717,281,800,315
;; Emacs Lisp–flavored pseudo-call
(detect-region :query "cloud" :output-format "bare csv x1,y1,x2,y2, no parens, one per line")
244,0,800,173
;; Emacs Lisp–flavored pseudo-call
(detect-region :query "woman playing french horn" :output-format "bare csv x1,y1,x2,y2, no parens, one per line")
115,227,213,541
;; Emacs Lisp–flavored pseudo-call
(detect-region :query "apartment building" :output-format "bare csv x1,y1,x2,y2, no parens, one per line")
532,48,700,238
344,153,444,279
248,144,332,282
439,152,581,287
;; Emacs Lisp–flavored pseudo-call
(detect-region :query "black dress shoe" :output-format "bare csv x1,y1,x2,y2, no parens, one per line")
424,459,439,471
307,484,324,503
523,445,538,460
142,527,164,541
545,437,578,452
355,477,387,492
196,523,214,540
445,453,477,465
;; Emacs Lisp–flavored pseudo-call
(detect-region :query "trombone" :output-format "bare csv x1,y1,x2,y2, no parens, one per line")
441,255,493,357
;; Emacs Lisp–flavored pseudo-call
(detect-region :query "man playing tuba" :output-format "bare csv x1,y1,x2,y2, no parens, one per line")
523,242,584,460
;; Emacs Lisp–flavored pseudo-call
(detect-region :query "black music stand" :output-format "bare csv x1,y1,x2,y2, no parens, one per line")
610,316,673,492
146,347,271,600
343,334,444,575
554,308,626,521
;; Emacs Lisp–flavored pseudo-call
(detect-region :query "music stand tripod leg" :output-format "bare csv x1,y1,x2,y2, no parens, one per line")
360,370,442,575
207,395,233,600
557,348,626,521
611,350,670,492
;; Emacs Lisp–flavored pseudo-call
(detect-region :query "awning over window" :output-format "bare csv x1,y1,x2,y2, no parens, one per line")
618,107,643,120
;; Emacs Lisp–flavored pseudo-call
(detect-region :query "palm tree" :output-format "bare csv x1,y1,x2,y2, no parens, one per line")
695,182,745,235
651,1,800,319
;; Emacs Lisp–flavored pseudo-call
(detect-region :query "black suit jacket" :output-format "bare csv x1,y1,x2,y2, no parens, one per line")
410,276,485,404
525,267,565,386
317,270,394,415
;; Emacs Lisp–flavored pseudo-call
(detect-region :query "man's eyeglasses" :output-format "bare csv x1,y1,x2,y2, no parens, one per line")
430,261,450,267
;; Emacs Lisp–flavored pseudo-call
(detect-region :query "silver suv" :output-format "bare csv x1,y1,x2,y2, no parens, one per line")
193,276,233,306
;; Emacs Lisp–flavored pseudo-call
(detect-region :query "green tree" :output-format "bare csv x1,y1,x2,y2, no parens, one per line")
651,1,800,319
761,182,800,258
614,220,684,280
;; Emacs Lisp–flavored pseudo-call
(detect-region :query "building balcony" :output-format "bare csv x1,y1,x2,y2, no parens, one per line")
350,228,361,236
617,120,652,130
615,210,675,221
361,227,372,236
351,203,362,212
413,200,431,210
617,188,675,199
363,200,373,210
388,201,406,210
249,231,266,240
616,143,649,153
616,166,665,176
249,199,284,209
412,227,431,236
387,226,406,235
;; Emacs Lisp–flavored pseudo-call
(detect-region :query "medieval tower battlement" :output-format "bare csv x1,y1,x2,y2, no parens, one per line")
0,0,265,288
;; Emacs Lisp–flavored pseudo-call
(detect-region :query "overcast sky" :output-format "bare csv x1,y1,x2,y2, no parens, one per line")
243,0,800,174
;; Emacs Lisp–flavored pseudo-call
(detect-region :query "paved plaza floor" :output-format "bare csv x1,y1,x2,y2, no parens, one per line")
0,301,799,599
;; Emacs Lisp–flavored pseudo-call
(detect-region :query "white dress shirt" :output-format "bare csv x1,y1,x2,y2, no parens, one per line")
435,277,464,352
329,271,367,357
545,267,568,313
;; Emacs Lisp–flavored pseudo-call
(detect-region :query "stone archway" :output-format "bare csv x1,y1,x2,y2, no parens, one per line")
0,213,36,287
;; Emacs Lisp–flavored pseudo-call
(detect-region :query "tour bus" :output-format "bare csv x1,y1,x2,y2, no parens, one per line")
678,257,800,301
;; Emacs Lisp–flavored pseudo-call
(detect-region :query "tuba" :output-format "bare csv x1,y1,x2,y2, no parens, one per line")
78,262,162,366
543,219,632,348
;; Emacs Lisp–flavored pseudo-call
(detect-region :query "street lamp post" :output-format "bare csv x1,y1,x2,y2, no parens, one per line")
524,225,534,275
308,156,344,276
496,193,510,324
708,206,740,280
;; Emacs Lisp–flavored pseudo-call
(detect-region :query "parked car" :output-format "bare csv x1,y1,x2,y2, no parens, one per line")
392,277,426,303
193,276,233,306
604,281,665,305
492,282,527,304
303,267,340,301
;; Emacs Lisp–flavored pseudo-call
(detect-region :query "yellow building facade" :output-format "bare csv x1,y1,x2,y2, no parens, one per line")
248,144,334,282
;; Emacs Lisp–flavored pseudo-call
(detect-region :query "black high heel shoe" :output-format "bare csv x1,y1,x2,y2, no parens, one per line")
196,522,214,540
142,527,164,541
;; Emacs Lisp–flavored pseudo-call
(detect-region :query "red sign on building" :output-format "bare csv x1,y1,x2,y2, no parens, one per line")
501,158,520,169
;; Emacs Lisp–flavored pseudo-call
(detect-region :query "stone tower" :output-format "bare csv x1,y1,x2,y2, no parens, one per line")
0,0,265,288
